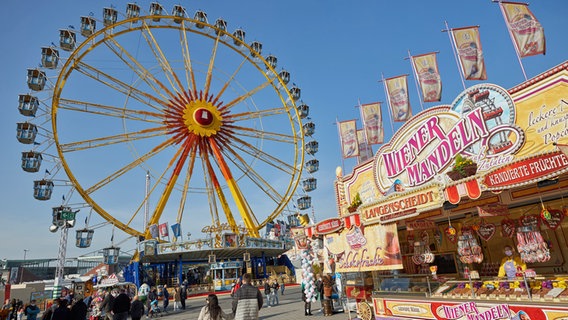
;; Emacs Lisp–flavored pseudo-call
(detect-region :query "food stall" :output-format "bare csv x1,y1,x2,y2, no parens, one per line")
319,62,568,320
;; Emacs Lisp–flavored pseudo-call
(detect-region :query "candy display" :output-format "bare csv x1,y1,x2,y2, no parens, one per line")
516,226,551,263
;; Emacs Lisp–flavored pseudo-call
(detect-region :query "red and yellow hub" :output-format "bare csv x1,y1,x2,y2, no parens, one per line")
183,99,223,137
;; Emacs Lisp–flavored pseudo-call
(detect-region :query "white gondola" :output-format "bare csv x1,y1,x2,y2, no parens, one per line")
26,69,46,91
194,10,207,28
303,122,315,137
250,41,262,57
297,103,309,119
126,3,140,19
278,70,290,85
302,178,317,192
41,47,59,69
297,196,312,210
76,229,95,248
289,86,301,101
59,29,76,51
306,140,319,155
265,55,277,70
233,29,245,46
80,16,96,37
21,151,42,173
149,2,164,21
18,94,39,117
213,18,227,36
16,122,38,144
172,5,185,24
102,246,121,264
103,7,118,26
305,159,319,173
33,179,54,201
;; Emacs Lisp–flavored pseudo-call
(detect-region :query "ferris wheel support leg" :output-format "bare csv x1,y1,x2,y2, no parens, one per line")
53,226,69,299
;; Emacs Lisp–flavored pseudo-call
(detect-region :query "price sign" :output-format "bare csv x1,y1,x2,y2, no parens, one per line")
60,210,76,221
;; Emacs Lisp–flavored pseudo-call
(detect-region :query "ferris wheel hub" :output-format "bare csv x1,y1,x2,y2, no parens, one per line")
183,99,222,137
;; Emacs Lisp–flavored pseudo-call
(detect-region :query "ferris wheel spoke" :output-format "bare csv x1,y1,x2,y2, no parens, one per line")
219,134,296,175
145,139,195,239
75,61,168,111
84,137,176,195
208,137,259,236
220,78,272,113
59,126,168,153
215,58,248,100
218,143,286,204
102,35,177,102
228,107,287,122
201,146,239,232
173,144,199,226
203,34,222,96
228,125,297,144
140,22,185,96
179,22,197,95
58,98,163,123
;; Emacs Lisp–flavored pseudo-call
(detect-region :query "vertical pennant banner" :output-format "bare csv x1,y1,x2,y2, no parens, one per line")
339,120,359,158
501,2,546,57
451,26,487,80
411,52,442,102
148,224,159,239
158,222,169,238
171,223,181,238
385,75,412,122
361,102,384,144
357,129,373,163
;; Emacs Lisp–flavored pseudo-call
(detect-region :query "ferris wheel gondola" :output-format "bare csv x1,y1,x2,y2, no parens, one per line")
16,3,319,242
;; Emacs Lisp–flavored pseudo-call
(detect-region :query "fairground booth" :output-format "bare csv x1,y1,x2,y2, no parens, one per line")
295,62,568,320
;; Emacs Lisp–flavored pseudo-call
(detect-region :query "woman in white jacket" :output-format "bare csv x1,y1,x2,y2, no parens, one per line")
198,294,233,320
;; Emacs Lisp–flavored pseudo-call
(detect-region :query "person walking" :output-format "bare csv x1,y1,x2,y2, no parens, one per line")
179,283,187,310
269,281,279,306
301,283,312,316
51,299,71,320
130,296,145,320
232,273,263,320
315,275,324,311
24,300,40,320
99,291,114,320
111,289,130,320
263,280,270,308
197,294,232,320
279,278,285,296
145,288,157,317
69,296,88,320
161,285,169,313
172,287,181,311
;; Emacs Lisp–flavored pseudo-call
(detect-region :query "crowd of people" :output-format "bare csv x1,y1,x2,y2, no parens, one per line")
2,272,337,320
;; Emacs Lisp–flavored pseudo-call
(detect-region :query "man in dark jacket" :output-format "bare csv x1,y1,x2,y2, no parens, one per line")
69,297,88,320
111,289,130,320
179,283,187,310
51,299,70,320
129,296,145,320
161,285,169,313
232,273,263,320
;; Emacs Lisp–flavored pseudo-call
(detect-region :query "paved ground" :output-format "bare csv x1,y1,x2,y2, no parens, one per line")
156,284,359,320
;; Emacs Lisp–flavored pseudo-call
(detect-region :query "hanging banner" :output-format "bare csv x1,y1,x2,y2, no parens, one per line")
339,119,359,158
324,223,402,272
171,223,181,238
385,75,412,122
148,224,159,239
451,26,487,80
361,102,384,144
501,1,546,57
158,222,169,238
412,52,442,102
357,129,374,163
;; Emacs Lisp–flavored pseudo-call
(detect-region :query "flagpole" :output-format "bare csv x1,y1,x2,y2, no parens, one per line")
379,73,396,135
334,117,345,174
405,50,424,111
494,0,528,81
443,21,466,90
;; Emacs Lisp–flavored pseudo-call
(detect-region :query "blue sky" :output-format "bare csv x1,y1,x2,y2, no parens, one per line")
1,1,566,260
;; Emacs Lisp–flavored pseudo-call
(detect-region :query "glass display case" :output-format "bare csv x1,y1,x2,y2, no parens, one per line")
370,273,568,303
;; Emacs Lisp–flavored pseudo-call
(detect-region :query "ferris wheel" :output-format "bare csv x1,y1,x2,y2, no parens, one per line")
16,3,320,241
